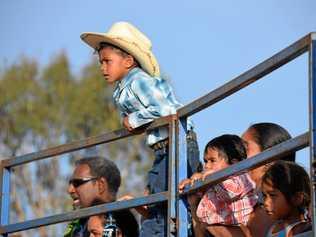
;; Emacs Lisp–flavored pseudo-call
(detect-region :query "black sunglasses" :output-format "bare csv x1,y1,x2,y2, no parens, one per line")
69,177,98,188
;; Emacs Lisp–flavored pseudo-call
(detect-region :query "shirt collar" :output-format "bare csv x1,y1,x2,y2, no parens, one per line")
115,67,141,92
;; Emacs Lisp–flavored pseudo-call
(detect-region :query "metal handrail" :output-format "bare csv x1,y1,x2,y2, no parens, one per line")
0,192,168,234
1,115,175,168
178,33,312,118
0,32,315,236
181,132,309,195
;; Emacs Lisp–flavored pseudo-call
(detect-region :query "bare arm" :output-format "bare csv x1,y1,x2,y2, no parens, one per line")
118,195,150,219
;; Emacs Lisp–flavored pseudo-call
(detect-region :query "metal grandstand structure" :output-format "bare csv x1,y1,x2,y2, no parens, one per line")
0,32,315,237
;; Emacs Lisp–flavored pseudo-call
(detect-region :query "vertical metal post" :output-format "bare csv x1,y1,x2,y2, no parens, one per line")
0,162,10,237
168,119,177,236
177,118,189,237
309,32,316,235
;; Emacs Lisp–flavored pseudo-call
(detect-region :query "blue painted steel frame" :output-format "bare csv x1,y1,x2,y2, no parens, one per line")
177,118,189,237
0,33,315,236
0,193,168,234
168,118,177,236
309,32,316,236
0,165,10,237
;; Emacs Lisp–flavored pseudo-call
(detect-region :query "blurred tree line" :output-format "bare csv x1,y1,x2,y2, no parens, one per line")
0,53,151,236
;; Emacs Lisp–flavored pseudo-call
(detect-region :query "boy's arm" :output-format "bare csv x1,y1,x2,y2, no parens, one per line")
127,77,177,128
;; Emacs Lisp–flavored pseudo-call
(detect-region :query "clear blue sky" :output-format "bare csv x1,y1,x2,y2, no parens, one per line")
1,0,315,169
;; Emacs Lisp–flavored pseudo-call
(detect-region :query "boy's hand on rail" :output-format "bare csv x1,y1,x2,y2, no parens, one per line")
123,116,134,131
190,172,203,186
179,172,203,193
179,178,192,193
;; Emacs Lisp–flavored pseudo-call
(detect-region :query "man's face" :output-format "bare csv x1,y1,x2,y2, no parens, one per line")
68,164,100,208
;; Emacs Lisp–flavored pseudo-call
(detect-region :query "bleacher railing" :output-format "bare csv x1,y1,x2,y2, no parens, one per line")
0,32,315,237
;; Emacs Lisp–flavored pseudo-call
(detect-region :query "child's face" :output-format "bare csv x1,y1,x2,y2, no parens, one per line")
203,148,229,172
98,47,131,84
88,215,123,237
262,179,291,221
88,215,104,237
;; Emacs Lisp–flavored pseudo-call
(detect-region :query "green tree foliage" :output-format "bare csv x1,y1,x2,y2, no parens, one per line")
0,57,40,155
0,53,151,236
66,59,119,139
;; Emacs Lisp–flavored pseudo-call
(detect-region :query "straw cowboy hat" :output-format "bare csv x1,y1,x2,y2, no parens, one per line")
80,22,160,77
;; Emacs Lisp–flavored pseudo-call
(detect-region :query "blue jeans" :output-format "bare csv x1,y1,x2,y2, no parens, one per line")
140,130,201,237
139,207,167,237
147,130,201,194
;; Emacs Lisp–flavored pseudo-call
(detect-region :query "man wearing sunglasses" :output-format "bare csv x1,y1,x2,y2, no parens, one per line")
64,156,121,237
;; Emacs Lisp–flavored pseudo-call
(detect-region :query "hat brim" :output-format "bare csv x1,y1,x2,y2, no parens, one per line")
81,32,160,77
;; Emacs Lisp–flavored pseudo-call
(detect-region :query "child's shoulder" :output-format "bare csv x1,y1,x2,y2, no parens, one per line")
270,220,311,237
289,221,312,236
130,68,157,88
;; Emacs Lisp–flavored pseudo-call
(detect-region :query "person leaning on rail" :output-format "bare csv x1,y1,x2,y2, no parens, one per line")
80,21,201,237
261,161,311,237
64,156,128,237
194,122,297,237
242,122,296,237
179,134,258,237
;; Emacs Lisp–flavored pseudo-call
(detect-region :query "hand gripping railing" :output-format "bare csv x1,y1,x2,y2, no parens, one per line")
0,32,316,237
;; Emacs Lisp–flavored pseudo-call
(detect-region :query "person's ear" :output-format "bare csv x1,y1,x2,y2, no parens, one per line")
291,192,304,207
97,177,109,195
124,55,135,69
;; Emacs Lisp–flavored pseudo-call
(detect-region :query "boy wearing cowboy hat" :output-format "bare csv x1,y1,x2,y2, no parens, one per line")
80,21,201,237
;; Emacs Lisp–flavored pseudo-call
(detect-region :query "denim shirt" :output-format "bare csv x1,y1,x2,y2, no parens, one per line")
113,67,192,146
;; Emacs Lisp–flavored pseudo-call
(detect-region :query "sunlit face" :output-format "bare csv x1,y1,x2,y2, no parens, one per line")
242,129,267,186
241,129,262,158
203,148,229,172
262,179,291,221
67,164,99,208
98,47,131,84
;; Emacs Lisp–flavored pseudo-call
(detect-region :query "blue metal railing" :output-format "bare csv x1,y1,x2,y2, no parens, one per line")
0,32,315,237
